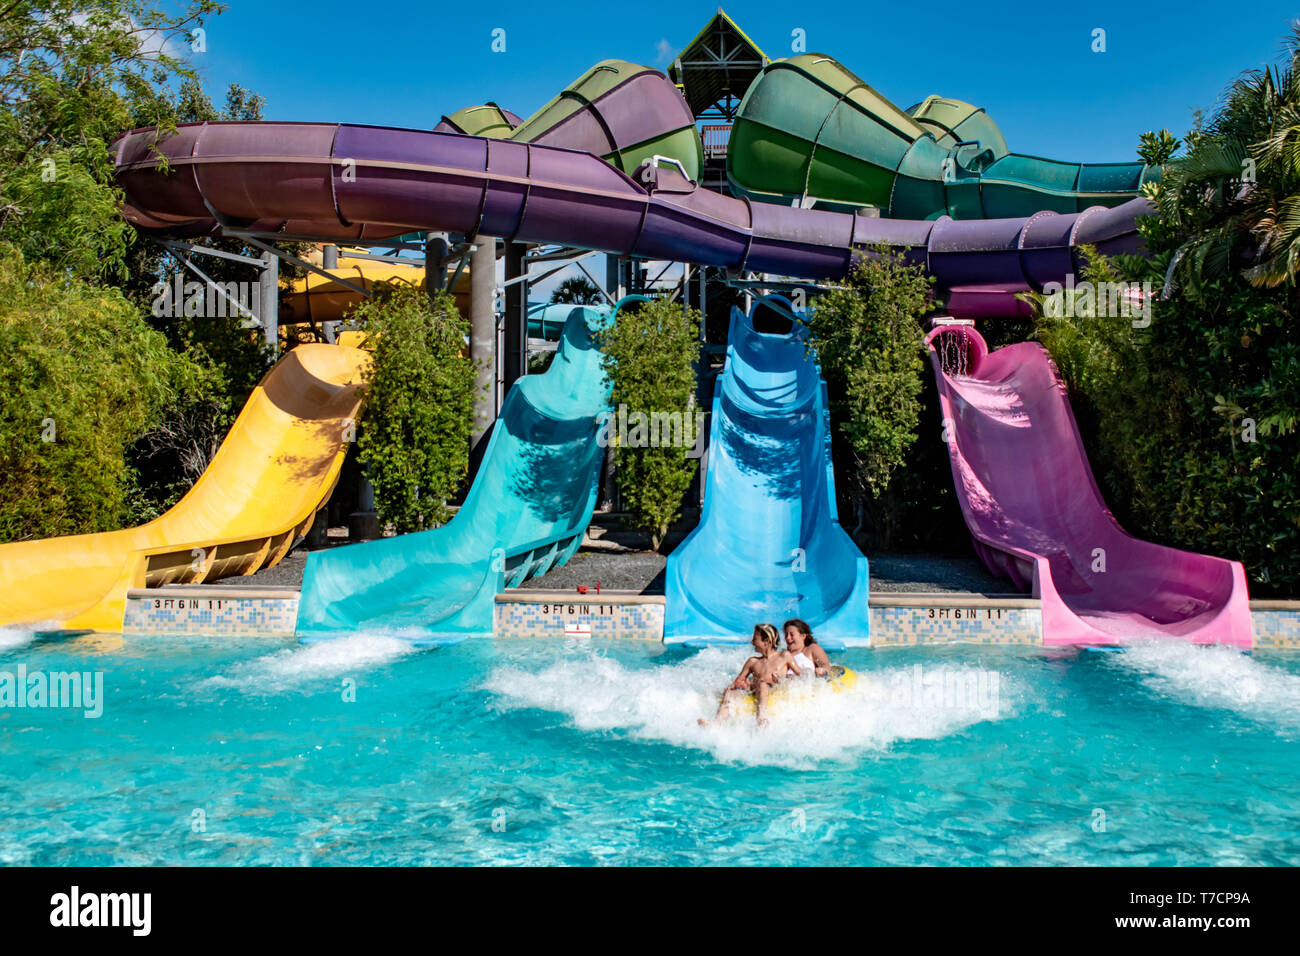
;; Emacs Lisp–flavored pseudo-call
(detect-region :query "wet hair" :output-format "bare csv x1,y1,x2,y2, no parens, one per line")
752,623,780,649
782,618,817,646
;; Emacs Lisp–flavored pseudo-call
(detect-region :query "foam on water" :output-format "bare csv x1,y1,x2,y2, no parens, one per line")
485,647,1013,768
0,626,34,651
199,631,417,695
1110,640,1300,735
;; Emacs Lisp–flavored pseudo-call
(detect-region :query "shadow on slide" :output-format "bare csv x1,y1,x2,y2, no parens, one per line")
925,323,1253,647
295,305,612,643
665,296,870,646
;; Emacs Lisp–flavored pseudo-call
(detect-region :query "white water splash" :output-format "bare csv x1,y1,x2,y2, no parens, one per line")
0,626,35,652
1112,641,1300,734
484,648,1012,769
199,631,417,695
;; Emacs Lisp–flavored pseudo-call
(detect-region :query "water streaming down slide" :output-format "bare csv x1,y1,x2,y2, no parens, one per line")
665,296,870,646
294,305,612,641
924,323,1253,647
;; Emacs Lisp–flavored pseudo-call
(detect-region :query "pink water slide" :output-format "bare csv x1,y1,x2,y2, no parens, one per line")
925,324,1254,648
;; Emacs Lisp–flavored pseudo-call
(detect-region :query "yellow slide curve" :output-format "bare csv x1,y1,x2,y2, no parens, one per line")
0,343,369,632
281,251,472,328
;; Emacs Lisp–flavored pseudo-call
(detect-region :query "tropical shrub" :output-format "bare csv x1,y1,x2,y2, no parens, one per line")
807,247,933,548
1001,26,1300,595
597,296,701,550
0,247,197,540
351,284,476,533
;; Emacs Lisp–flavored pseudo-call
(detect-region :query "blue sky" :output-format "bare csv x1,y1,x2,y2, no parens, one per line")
185,0,1299,163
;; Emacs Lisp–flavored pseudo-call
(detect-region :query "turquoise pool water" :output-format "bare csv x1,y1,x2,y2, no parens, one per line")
1,625,1298,866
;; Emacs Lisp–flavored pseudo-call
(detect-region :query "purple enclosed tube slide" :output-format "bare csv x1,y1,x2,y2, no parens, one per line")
112,121,1149,312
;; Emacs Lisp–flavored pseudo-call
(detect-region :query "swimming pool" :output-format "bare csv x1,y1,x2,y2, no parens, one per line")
1,626,1297,866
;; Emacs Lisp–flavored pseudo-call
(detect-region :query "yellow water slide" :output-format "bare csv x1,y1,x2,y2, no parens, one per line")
0,343,369,632
281,250,472,329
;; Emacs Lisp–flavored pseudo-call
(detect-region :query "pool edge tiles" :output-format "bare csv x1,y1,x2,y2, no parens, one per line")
495,590,666,641
122,586,299,637
116,585,1300,649
1251,601,1300,650
869,593,1043,646
497,590,1051,645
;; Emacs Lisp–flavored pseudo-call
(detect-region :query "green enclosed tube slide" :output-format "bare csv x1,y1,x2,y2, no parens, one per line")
509,60,704,183
728,54,1157,219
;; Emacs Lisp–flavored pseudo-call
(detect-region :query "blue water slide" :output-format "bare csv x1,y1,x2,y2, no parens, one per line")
664,296,871,645
295,304,613,643
528,302,608,340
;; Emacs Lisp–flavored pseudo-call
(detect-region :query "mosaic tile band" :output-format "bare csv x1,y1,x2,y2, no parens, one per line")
123,589,299,637
869,604,1043,646
117,587,1299,648
494,597,665,642
1251,610,1300,650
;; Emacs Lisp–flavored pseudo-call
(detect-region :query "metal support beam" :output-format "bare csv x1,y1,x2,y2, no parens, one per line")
574,259,617,305
259,251,279,356
425,233,450,295
231,233,371,298
503,241,527,392
447,242,472,295
524,245,596,265
699,265,707,341
470,236,497,460
500,249,600,289
606,255,626,302
157,238,264,268
162,248,257,323
328,249,422,266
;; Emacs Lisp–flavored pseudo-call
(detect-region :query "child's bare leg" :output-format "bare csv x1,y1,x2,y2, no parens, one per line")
755,681,771,727
700,687,742,725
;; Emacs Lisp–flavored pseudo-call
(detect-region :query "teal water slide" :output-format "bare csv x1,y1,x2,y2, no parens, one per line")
295,305,612,642
665,296,870,646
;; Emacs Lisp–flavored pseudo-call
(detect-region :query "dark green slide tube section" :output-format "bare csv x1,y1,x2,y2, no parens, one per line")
728,55,1157,220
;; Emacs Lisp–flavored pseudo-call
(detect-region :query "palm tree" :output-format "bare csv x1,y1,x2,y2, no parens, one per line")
1155,23,1300,289
549,276,603,305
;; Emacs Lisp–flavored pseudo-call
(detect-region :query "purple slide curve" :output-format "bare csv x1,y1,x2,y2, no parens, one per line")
925,323,1253,648
111,121,1148,315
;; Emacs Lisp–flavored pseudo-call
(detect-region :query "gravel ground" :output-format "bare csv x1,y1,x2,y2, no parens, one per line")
866,552,1011,594
210,548,311,588
211,537,1010,597
516,550,666,593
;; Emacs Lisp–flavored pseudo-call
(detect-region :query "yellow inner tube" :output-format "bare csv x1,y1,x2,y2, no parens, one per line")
731,665,858,718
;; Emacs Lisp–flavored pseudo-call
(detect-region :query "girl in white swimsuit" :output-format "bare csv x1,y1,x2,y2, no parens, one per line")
782,618,831,677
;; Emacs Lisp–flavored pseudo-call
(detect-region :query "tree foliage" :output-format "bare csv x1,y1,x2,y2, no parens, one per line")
0,246,198,540
597,296,701,551
807,248,932,547
0,0,222,280
1144,24,1300,290
352,284,476,534
549,275,603,305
